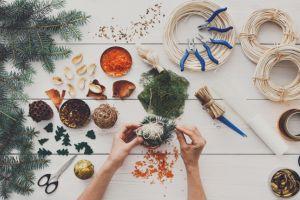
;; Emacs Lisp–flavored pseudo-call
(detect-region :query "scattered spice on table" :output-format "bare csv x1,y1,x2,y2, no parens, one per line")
132,147,179,184
96,3,164,43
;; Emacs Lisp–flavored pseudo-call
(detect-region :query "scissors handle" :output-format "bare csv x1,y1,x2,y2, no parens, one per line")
38,174,51,187
45,180,59,194
38,174,59,194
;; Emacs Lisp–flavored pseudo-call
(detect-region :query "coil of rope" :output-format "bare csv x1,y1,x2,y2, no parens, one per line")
163,1,236,71
240,9,297,64
253,45,300,102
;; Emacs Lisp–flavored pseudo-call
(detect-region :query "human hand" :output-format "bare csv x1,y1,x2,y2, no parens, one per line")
107,124,143,169
176,126,206,170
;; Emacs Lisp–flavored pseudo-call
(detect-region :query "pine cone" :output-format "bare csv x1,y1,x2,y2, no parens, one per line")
29,101,53,122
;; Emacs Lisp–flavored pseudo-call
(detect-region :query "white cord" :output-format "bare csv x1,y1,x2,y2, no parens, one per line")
254,45,300,102
240,9,297,64
163,1,236,71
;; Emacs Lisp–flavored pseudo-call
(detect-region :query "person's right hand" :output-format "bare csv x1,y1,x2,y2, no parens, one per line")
176,126,206,169
107,124,143,169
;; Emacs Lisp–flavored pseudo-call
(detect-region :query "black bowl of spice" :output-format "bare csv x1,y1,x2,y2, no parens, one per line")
59,99,91,128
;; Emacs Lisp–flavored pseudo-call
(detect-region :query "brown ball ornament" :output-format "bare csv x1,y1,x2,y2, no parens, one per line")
92,104,118,129
59,99,91,128
74,159,94,180
29,100,53,122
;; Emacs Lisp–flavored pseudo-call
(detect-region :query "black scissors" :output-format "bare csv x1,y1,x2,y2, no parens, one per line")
37,155,77,194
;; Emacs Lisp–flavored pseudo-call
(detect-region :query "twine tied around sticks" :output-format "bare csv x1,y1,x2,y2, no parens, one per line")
195,86,225,119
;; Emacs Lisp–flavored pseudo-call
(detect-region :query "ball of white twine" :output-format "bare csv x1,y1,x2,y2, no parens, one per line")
254,45,300,102
240,9,297,64
163,1,236,71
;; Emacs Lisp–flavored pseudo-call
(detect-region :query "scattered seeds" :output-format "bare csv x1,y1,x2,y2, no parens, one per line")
72,54,83,65
76,65,87,75
77,77,86,90
67,84,76,97
52,76,63,85
87,64,96,76
96,3,164,43
64,67,74,80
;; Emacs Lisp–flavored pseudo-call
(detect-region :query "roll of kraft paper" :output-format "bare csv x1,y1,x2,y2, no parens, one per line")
213,82,288,155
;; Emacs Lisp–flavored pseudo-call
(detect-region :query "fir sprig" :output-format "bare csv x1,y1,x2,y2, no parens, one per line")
0,0,89,198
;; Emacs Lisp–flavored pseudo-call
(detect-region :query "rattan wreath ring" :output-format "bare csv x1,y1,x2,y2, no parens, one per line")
253,45,300,102
240,9,297,64
163,1,236,71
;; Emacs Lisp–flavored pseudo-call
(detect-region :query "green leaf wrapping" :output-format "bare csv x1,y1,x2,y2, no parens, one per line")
138,69,189,119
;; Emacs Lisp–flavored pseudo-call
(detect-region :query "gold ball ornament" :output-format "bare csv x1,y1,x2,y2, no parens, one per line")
74,159,94,180
92,104,118,129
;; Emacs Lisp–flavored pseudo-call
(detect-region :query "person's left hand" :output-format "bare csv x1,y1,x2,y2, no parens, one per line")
107,124,143,169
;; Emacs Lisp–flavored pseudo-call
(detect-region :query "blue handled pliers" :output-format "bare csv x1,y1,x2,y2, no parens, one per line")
180,38,206,72
198,7,233,33
196,35,233,65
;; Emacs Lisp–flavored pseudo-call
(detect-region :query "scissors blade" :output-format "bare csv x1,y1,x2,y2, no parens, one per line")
217,115,247,137
52,155,77,180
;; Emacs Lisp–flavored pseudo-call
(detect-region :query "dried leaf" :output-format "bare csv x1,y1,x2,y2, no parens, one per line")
76,65,87,75
64,67,74,80
45,89,65,110
52,76,63,85
72,53,83,65
87,64,96,76
113,80,136,99
67,84,76,97
87,79,107,100
77,77,86,90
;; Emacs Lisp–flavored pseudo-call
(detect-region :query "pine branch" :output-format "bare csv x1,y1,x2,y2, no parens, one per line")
0,0,88,197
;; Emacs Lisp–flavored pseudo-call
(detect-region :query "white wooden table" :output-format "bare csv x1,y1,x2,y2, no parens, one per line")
12,0,300,199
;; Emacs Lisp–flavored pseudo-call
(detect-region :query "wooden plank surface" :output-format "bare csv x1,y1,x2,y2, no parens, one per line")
11,155,300,200
6,0,300,199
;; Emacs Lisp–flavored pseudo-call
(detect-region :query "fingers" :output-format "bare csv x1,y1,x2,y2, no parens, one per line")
127,136,144,150
118,123,140,139
176,126,199,141
176,130,187,147
176,125,206,147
